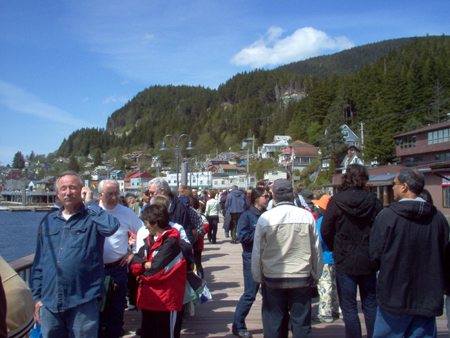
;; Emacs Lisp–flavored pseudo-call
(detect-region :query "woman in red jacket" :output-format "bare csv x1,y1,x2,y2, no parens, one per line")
130,204,187,338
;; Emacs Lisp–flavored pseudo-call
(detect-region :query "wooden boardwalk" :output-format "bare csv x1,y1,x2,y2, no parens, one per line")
123,225,450,338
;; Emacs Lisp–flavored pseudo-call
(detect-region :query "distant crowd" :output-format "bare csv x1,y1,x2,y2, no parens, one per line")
1,164,449,338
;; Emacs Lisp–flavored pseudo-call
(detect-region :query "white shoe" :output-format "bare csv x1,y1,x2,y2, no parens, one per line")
128,304,136,310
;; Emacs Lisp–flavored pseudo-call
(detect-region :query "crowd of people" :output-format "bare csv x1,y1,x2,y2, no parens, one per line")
1,164,449,338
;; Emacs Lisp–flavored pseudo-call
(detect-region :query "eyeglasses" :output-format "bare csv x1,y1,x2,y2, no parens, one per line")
147,190,157,196
261,195,270,199
104,192,120,198
392,181,403,186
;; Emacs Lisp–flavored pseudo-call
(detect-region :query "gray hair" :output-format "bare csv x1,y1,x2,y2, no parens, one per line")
148,177,171,196
55,171,85,191
398,168,424,195
98,179,120,193
150,195,170,209
231,185,238,190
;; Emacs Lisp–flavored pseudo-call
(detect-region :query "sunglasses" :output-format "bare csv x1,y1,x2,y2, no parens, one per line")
261,195,270,199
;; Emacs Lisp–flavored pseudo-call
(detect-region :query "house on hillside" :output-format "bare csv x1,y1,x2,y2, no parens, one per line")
279,140,319,173
110,170,125,180
340,146,364,173
91,169,110,181
263,168,288,182
218,164,238,175
241,137,255,150
259,136,292,159
36,176,56,192
125,171,154,192
322,125,361,172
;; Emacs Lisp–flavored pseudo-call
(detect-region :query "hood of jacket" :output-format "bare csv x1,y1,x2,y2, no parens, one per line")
333,187,379,218
387,198,436,221
229,189,245,198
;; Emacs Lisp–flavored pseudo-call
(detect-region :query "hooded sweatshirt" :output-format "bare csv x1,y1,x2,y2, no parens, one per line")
370,199,449,317
225,189,248,214
320,187,383,275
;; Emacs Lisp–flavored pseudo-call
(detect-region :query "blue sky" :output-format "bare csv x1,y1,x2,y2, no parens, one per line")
0,0,448,166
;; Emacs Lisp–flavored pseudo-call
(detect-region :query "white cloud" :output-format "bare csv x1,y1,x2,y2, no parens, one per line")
103,95,128,104
230,26,355,68
0,80,91,128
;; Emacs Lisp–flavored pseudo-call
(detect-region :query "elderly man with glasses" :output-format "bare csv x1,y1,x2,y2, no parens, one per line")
98,179,145,338
142,178,194,243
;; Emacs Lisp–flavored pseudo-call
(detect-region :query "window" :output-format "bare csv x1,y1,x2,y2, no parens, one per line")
428,129,450,145
239,178,244,183
444,186,450,208
214,180,218,185
400,135,416,148
405,157,423,166
221,180,225,184
200,181,203,185
435,153,450,162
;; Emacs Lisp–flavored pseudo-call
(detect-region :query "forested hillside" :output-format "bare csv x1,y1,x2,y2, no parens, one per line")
57,35,450,166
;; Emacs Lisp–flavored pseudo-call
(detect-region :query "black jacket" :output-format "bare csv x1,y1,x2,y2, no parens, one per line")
370,199,449,317
169,195,193,243
321,188,382,275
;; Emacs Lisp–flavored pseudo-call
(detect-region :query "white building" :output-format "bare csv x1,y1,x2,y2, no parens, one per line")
258,135,292,159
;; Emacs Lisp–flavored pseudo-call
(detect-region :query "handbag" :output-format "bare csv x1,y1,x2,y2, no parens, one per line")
30,324,42,338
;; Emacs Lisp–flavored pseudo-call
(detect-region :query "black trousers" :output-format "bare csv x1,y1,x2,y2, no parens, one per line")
206,215,219,243
141,309,182,338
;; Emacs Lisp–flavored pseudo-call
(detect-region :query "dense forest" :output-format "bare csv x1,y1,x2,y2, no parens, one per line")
57,35,450,166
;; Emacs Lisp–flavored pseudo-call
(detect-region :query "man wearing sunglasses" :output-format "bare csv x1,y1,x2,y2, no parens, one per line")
370,168,449,337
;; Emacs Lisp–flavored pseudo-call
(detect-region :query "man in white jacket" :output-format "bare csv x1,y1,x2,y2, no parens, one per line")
252,179,323,338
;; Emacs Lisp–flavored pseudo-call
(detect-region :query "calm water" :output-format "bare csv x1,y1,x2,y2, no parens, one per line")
0,211,44,262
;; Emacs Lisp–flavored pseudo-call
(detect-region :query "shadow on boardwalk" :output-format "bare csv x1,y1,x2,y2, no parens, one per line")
123,232,449,337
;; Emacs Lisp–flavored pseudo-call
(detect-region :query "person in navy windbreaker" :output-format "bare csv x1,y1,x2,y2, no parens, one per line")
232,187,269,338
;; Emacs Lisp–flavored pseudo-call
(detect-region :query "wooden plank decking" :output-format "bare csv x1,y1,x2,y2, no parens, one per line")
123,221,450,338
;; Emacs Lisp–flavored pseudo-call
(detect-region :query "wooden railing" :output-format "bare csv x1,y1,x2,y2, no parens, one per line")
9,254,34,284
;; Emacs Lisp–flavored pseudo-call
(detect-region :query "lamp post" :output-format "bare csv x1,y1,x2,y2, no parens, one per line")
159,134,195,189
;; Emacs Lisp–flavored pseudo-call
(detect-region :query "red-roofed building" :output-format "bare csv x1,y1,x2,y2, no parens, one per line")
279,140,319,173
125,171,154,191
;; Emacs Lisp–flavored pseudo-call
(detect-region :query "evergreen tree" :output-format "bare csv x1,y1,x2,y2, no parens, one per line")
68,155,80,172
94,149,103,167
12,151,25,169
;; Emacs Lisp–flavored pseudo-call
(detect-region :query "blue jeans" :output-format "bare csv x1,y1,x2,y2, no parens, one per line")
40,298,99,338
336,270,377,338
262,284,312,338
232,269,260,331
99,264,127,338
373,306,436,338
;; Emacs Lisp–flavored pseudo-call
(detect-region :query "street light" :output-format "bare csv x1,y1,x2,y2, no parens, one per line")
159,134,195,189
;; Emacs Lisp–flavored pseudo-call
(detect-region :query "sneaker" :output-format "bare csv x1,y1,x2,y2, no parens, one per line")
127,304,136,310
232,329,252,338
312,314,333,323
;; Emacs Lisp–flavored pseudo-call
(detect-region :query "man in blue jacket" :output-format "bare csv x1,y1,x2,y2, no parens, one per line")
30,171,120,338
225,185,248,244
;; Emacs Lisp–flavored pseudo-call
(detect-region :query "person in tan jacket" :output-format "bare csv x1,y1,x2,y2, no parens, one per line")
251,179,323,338
0,255,35,338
